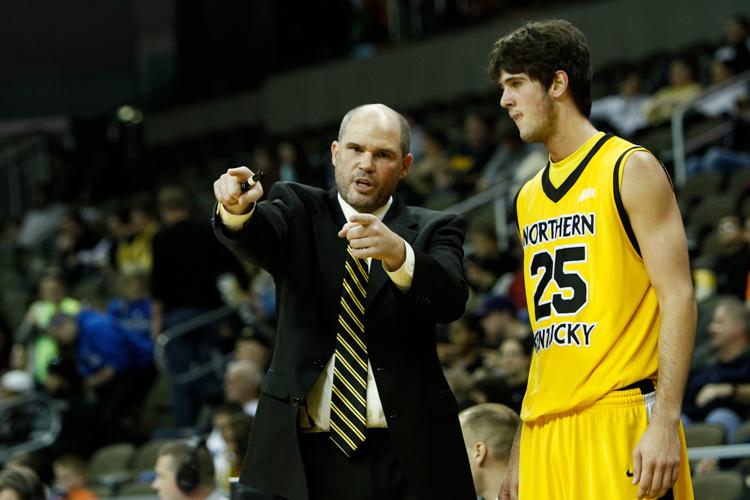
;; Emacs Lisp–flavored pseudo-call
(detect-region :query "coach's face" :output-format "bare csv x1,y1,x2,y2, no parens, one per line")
331,106,413,213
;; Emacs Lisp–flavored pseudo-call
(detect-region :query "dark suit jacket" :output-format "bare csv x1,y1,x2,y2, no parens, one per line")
213,182,475,500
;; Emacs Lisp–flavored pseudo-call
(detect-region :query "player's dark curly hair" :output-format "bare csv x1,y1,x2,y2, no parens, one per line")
488,19,593,117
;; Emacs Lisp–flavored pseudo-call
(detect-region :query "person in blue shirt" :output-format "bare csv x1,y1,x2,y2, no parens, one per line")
106,270,152,341
48,309,154,441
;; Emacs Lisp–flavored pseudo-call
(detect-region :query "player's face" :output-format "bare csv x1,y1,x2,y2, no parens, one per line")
499,71,557,144
331,111,413,213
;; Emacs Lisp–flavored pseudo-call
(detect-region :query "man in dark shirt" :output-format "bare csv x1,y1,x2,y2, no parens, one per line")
683,296,750,442
713,215,750,301
150,185,247,427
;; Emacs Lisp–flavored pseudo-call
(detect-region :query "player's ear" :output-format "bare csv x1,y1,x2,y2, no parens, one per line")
549,70,569,99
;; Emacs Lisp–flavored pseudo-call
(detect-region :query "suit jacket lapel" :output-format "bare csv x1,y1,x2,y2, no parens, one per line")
366,196,417,308
313,189,348,321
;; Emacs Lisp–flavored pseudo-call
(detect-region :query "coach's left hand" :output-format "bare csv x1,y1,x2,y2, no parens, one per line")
338,213,406,271
631,418,681,499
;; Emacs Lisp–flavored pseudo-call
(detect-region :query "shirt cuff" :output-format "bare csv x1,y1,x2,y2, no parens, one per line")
217,203,255,231
384,240,414,292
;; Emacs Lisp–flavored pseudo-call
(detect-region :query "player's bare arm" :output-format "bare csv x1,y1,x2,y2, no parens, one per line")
622,151,696,499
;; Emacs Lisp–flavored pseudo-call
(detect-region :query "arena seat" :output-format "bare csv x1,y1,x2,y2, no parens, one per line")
692,470,745,500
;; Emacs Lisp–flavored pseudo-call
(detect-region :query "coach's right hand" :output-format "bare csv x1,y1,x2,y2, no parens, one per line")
214,166,263,215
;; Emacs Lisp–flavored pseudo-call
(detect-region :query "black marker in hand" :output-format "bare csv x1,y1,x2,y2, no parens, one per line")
240,170,265,192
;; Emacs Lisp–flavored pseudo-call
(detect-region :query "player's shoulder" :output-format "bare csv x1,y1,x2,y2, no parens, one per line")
620,150,674,209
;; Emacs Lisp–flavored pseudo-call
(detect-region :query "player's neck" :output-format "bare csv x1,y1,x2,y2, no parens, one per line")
545,113,599,163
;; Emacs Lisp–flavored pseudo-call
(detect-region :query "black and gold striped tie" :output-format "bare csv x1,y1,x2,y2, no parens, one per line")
330,245,369,457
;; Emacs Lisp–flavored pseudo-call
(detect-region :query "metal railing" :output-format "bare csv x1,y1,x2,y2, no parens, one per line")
448,174,517,252
0,391,61,462
689,443,750,461
154,305,235,386
671,69,750,188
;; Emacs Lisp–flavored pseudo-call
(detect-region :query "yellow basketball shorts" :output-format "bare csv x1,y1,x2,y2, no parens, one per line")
519,385,693,499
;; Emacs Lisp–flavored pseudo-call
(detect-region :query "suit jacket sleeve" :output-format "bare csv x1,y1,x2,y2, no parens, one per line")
403,209,468,324
212,182,297,274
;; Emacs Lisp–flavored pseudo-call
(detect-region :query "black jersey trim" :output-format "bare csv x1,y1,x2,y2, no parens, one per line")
512,187,522,236
613,146,646,257
542,133,614,203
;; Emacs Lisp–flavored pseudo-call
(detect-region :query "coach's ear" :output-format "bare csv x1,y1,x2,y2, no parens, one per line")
549,70,569,99
399,152,413,179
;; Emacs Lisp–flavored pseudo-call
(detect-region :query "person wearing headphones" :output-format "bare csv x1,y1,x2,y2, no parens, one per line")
0,466,46,500
152,439,227,500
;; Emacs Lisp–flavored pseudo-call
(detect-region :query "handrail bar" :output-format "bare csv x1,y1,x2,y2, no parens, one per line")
688,443,750,460
0,391,61,462
671,69,750,188
154,305,235,385
448,176,512,216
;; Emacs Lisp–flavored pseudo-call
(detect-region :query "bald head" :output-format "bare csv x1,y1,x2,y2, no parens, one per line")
338,104,411,156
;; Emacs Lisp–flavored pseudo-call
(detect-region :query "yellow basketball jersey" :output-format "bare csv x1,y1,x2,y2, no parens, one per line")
515,132,662,423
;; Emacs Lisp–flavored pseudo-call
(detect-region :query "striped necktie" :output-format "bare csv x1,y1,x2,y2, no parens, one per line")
330,245,369,457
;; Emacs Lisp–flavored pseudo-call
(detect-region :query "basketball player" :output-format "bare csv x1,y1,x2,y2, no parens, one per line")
489,20,696,499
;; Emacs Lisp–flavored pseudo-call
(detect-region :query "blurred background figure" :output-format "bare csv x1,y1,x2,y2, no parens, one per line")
477,294,530,349
642,58,703,126
590,69,649,137
713,215,750,300
112,198,159,275
683,296,750,442
150,185,248,427
439,314,486,376
0,466,46,500
459,403,521,500
715,14,750,74
47,310,154,442
233,326,272,370
404,126,453,207
152,439,224,500
205,402,244,493
469,335,533,413
106,269,152,341
12,268,80,385
464,224,518,294
51,455,96,500
222,360,263,417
